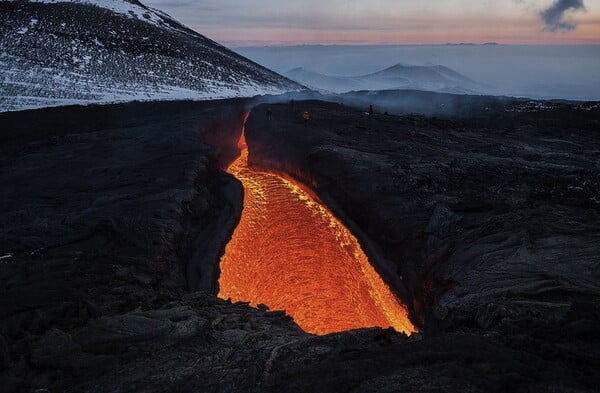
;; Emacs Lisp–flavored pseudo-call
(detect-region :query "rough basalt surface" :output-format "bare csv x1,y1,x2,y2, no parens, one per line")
0,100,252,391
246,100,600,388
0,98,599,392
246,101,600,323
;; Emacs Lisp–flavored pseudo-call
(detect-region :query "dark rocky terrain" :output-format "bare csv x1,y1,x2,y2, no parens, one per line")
246,100,600,388
0,97,599,392
0,0,301,111
336,89,600,118
0,100,253,391
248,100,600,319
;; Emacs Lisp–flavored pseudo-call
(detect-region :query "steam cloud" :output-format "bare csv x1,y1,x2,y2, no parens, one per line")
541,0,586,31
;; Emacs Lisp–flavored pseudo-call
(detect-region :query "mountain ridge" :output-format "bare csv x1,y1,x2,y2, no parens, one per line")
285,63,485,94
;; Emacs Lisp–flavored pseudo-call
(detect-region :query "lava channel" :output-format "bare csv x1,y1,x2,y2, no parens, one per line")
218,122,416,336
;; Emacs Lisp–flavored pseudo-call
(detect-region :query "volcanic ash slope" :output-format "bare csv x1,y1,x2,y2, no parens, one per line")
0,0,301,112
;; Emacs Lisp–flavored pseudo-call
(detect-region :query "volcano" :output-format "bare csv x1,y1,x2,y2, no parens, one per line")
0,0,301,112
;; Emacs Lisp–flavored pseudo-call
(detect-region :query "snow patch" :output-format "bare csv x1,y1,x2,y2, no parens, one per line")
22,0,184,32
0,254,14,264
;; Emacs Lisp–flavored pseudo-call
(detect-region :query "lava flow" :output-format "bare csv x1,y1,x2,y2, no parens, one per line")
218,121,416,336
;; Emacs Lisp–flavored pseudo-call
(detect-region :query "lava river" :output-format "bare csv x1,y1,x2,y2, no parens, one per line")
218,124,416,336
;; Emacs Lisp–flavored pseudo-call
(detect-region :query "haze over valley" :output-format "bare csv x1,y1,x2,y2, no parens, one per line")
237,44,600,101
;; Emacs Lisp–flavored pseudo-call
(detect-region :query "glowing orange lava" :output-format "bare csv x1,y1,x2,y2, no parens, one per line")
218,123,416,336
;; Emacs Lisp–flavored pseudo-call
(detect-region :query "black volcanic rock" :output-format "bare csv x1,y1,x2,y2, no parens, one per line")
0,0,301,112
1,98,599,392
242,100,600,388
245,101,600,324
0,100,251,390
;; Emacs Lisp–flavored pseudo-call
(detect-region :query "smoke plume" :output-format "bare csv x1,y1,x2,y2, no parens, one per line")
541,0,586,31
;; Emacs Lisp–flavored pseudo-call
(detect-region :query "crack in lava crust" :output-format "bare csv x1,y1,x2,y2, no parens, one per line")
218,121,416,336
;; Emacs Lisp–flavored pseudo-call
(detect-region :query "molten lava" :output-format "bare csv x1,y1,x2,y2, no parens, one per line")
218,122,416,336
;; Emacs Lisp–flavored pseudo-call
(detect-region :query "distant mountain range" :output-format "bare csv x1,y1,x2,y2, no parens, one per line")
0,0,301,112
285,64,486,95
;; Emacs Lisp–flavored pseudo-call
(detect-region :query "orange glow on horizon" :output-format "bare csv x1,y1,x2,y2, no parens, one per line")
204,17,600,46
218,122,416,336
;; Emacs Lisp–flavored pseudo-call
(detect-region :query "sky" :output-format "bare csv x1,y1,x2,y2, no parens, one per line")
143,0,600,46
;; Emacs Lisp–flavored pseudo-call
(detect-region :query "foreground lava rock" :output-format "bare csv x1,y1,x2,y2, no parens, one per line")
246,100,600,325
246,100,600,387
0,98,599,392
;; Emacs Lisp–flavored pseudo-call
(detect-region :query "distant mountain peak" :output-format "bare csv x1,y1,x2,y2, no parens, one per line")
376,63,447,74
284,63,483,94
381,63,411,70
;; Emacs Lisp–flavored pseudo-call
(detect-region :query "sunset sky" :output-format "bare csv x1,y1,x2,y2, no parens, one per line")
143,0,600,46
